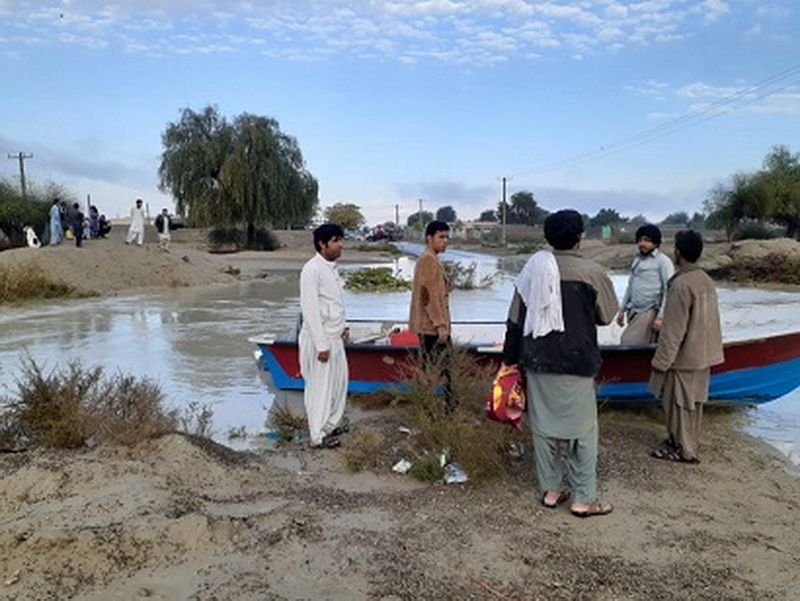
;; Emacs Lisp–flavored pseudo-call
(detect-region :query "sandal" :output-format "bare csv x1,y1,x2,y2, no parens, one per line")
309,435,340,450
651,448,699,464
328,423,350,437
541,490,570,509
571,501,613,518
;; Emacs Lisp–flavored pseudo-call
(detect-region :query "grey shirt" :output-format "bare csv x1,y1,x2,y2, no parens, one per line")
619,249,674,318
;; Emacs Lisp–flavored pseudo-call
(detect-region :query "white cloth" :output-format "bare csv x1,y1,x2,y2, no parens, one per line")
129,206,145,232
515,250,564,339
299,252,349,445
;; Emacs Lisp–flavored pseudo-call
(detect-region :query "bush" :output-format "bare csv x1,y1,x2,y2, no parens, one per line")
0,183,50,249
735,221,777,241
207,227,281,253
266,400,308,444
393,349,526,484
0,356,177,449
343,429,385,472
443,261,495,290
344,267,411,292
0,263,78,304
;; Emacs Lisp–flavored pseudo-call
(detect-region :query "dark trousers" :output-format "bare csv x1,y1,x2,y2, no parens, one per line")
74,230,83,247
420,334,453,412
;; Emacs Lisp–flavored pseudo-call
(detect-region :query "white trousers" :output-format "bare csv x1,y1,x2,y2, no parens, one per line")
299,330,348,445
126,227,144,245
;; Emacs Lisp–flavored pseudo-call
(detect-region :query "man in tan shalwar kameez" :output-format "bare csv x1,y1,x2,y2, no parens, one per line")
649,230,724,463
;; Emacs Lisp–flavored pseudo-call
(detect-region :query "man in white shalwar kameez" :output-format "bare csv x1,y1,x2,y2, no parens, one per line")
126,199,146,246
299,223,350,449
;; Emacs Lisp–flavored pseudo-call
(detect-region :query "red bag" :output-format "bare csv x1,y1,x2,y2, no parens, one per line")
485,365,526,429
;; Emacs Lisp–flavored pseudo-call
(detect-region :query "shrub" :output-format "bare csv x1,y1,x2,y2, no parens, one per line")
207,227,281,253
343,429,385,472
442,261,495,290
344,267,411,292
0,263,78,304
0,356,177,449
734,221,777,241
266,400,308,444
393,348,526,484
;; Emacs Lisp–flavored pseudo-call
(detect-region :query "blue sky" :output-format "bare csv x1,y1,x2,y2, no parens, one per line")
1,0,798,225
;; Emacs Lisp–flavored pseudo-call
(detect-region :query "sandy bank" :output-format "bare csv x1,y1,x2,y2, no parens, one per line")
0,406,798,599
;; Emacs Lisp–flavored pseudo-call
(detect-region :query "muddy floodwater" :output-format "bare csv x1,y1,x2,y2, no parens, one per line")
1,246,799,465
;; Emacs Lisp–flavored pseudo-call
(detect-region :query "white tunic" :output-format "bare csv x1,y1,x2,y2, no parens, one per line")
129,206,146,232
298,253,348,445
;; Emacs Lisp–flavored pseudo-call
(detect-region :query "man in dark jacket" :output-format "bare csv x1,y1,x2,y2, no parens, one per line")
503,209,617,518
72,203,85,248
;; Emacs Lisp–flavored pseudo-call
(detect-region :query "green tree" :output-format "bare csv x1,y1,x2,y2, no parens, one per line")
478,209,497,222
589,208,627,228
159,106,318,244
435,205,457,222
407,210,434,228
324,203,365,230
661,211,690,226
497,191,547,226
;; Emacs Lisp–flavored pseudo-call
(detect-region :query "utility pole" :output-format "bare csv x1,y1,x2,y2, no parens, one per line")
499,176,512,246
7,152,33,199
394,204,399,228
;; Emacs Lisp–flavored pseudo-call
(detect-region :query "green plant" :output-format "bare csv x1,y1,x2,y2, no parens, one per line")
734,221,777,241
393,349,526,484
344,267,411,292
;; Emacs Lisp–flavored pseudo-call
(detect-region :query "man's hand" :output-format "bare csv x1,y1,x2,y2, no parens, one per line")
317,350,330,362
436,326,449,345
652,318,663,332
616,311,626,327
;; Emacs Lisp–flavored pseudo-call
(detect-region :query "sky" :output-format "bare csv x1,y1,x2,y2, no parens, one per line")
1,0,799,226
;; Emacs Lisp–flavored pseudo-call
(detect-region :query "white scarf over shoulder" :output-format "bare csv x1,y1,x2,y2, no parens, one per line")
515,250,564,339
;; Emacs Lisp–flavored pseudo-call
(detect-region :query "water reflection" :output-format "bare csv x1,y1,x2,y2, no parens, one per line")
1,247,799,462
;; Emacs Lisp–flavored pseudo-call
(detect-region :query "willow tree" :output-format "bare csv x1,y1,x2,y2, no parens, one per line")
159,106,318,242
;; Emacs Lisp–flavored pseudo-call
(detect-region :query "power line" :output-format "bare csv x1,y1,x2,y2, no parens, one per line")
513,62,800,178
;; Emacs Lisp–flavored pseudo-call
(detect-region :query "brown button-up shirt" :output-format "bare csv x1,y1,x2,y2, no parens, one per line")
409,248,450,336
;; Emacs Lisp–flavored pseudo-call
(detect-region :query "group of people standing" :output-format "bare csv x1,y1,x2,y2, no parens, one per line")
297,211,723,518
48,198,111,247
125,199,174,252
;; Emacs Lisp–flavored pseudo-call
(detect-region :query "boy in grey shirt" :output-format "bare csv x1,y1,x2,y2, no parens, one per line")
617,224,674,344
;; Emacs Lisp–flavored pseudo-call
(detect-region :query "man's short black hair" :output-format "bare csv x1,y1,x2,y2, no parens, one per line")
313,223,344,252
425,220,450,238
544,209,584,250
675,229,703,263
635,223,662,246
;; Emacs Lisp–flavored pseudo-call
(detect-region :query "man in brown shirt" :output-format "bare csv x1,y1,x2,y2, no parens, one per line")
409,220,452,407
649,230,724,463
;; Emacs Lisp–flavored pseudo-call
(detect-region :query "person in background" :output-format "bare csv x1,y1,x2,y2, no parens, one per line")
98,214,111,238
49,198,62,246
88,205,100,239
72,203,85,248
502,209,617,518
649,230,724,464
154,208,172,252
126,199,146,246
299,223,350,449
617,224,674,344
408,220,453,409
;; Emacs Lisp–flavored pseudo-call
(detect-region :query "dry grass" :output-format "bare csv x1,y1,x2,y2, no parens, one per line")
393,348,527,484
266,400,308,444
0,263,79,304
725,253,800,285
0,356,177,449
343,428,385,472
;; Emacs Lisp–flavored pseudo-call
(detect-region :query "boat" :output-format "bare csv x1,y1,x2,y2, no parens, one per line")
250,320,800,405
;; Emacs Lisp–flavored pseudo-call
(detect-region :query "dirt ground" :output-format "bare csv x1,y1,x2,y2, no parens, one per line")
2,229,800,599
1,404,798,600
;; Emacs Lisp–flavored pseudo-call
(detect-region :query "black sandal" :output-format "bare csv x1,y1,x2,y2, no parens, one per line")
310,435,341,450
651,448,699,463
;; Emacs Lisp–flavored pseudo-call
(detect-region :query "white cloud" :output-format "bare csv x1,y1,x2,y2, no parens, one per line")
0,0,747,64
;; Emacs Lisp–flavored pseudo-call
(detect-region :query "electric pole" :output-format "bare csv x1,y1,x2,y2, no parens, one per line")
394,204,399,228
8,152,33,199
499,176,512,246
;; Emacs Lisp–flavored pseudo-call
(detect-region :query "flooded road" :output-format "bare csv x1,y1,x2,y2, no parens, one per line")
1,246,799,464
